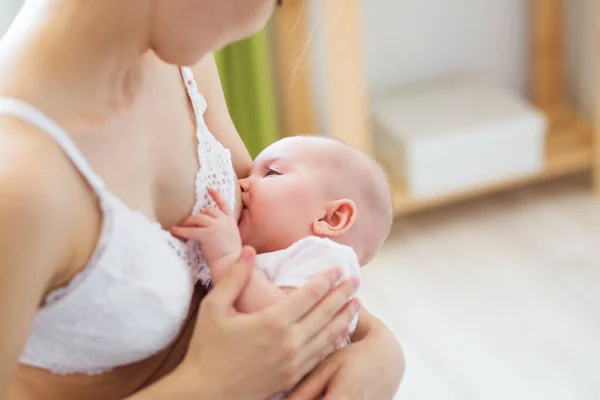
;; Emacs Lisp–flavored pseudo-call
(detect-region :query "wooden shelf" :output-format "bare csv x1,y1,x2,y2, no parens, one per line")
274,0,600,214
388,107,594,216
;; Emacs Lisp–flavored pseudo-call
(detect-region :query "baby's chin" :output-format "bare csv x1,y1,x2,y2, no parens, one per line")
238,219,270,255
237,212,252,245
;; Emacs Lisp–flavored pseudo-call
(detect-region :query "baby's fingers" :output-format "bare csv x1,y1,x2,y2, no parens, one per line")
171,226,207,241
180,213,213,227
207,188,232,216
201,207,221,218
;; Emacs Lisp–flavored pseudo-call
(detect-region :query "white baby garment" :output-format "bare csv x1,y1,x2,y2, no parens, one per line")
255,236,362,335
256,236,362,400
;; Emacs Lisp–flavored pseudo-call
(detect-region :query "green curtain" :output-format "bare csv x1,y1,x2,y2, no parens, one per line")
214,28,279,158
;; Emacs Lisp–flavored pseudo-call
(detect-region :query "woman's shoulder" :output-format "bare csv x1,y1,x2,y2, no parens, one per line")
0,119,95,260
0,119,78,208
0,118,103,291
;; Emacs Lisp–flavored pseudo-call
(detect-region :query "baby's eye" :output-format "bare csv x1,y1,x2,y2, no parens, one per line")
263,166,280,177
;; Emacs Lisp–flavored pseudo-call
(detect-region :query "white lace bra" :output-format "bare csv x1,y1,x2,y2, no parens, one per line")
0,67,237,375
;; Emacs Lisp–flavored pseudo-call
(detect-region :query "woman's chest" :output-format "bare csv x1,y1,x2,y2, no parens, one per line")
80,65,204,228
10,288,206,400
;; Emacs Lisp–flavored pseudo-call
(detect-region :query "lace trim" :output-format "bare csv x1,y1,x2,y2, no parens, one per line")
181,67,237,285
43,195,112,307
42,67,232,305
42,193,190,307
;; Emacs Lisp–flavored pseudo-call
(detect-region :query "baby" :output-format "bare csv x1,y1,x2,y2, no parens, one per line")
173,135,393,396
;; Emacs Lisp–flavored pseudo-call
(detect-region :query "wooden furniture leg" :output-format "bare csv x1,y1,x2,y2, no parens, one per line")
530,0,563,113
320,0,372,156
594,0,600,197
272,0,317,137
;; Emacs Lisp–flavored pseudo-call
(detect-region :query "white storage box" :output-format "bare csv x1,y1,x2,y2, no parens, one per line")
373,73,547,199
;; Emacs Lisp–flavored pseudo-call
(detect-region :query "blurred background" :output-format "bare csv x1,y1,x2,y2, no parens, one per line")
2,1,599,399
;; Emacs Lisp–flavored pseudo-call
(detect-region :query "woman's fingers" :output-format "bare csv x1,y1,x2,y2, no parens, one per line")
207,188,232,216
200,246,256,313
287,356,335,400
297,278,360,342
296,299,358,369
268,267,343,324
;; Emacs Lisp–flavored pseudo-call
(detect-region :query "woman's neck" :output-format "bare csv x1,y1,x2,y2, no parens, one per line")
0,0,153,127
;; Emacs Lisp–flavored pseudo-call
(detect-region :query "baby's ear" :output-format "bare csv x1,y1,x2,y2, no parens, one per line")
312,199,357,237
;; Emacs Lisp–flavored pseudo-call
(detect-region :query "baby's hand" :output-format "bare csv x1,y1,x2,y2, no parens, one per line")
172,188,242,266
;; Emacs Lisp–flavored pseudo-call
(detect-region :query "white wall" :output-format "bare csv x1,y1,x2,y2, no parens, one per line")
0,0,24,36
2,1,595,120
310,0,598,125
361,0,528,96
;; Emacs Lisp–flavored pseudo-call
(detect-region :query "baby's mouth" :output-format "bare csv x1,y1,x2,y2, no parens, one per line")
241,193,250,212
240,200,249,216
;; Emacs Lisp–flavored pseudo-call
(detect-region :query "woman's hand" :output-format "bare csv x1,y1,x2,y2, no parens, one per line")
164,246,361,400
289,309,405,400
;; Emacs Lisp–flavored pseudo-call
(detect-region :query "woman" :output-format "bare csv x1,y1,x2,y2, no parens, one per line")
0,0,404,399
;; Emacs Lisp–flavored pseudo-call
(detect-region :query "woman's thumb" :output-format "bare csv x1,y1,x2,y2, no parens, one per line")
207,246,256,310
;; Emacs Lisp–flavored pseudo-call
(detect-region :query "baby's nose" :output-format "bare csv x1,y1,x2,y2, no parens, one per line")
239,177,251,192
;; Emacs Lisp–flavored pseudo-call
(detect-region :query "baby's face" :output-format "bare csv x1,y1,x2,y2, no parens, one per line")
238,137,329,254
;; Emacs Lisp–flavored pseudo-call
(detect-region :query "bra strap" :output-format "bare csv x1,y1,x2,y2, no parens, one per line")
180,66,209,183
0,97,106,194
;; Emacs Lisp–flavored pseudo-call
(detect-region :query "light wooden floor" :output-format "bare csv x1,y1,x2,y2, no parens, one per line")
361,174,600,400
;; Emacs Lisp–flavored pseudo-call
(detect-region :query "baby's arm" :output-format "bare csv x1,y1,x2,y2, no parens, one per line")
173,188,286,312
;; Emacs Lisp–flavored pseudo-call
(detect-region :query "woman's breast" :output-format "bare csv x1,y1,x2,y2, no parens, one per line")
21,195,198,373
9,287,206,400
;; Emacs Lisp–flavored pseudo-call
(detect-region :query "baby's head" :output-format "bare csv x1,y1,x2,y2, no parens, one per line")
238,135,393,265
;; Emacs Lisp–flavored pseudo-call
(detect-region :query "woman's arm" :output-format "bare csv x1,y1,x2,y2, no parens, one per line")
127,249,360,400
289,307,405,400
0,138,88,399
189,53,404,398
